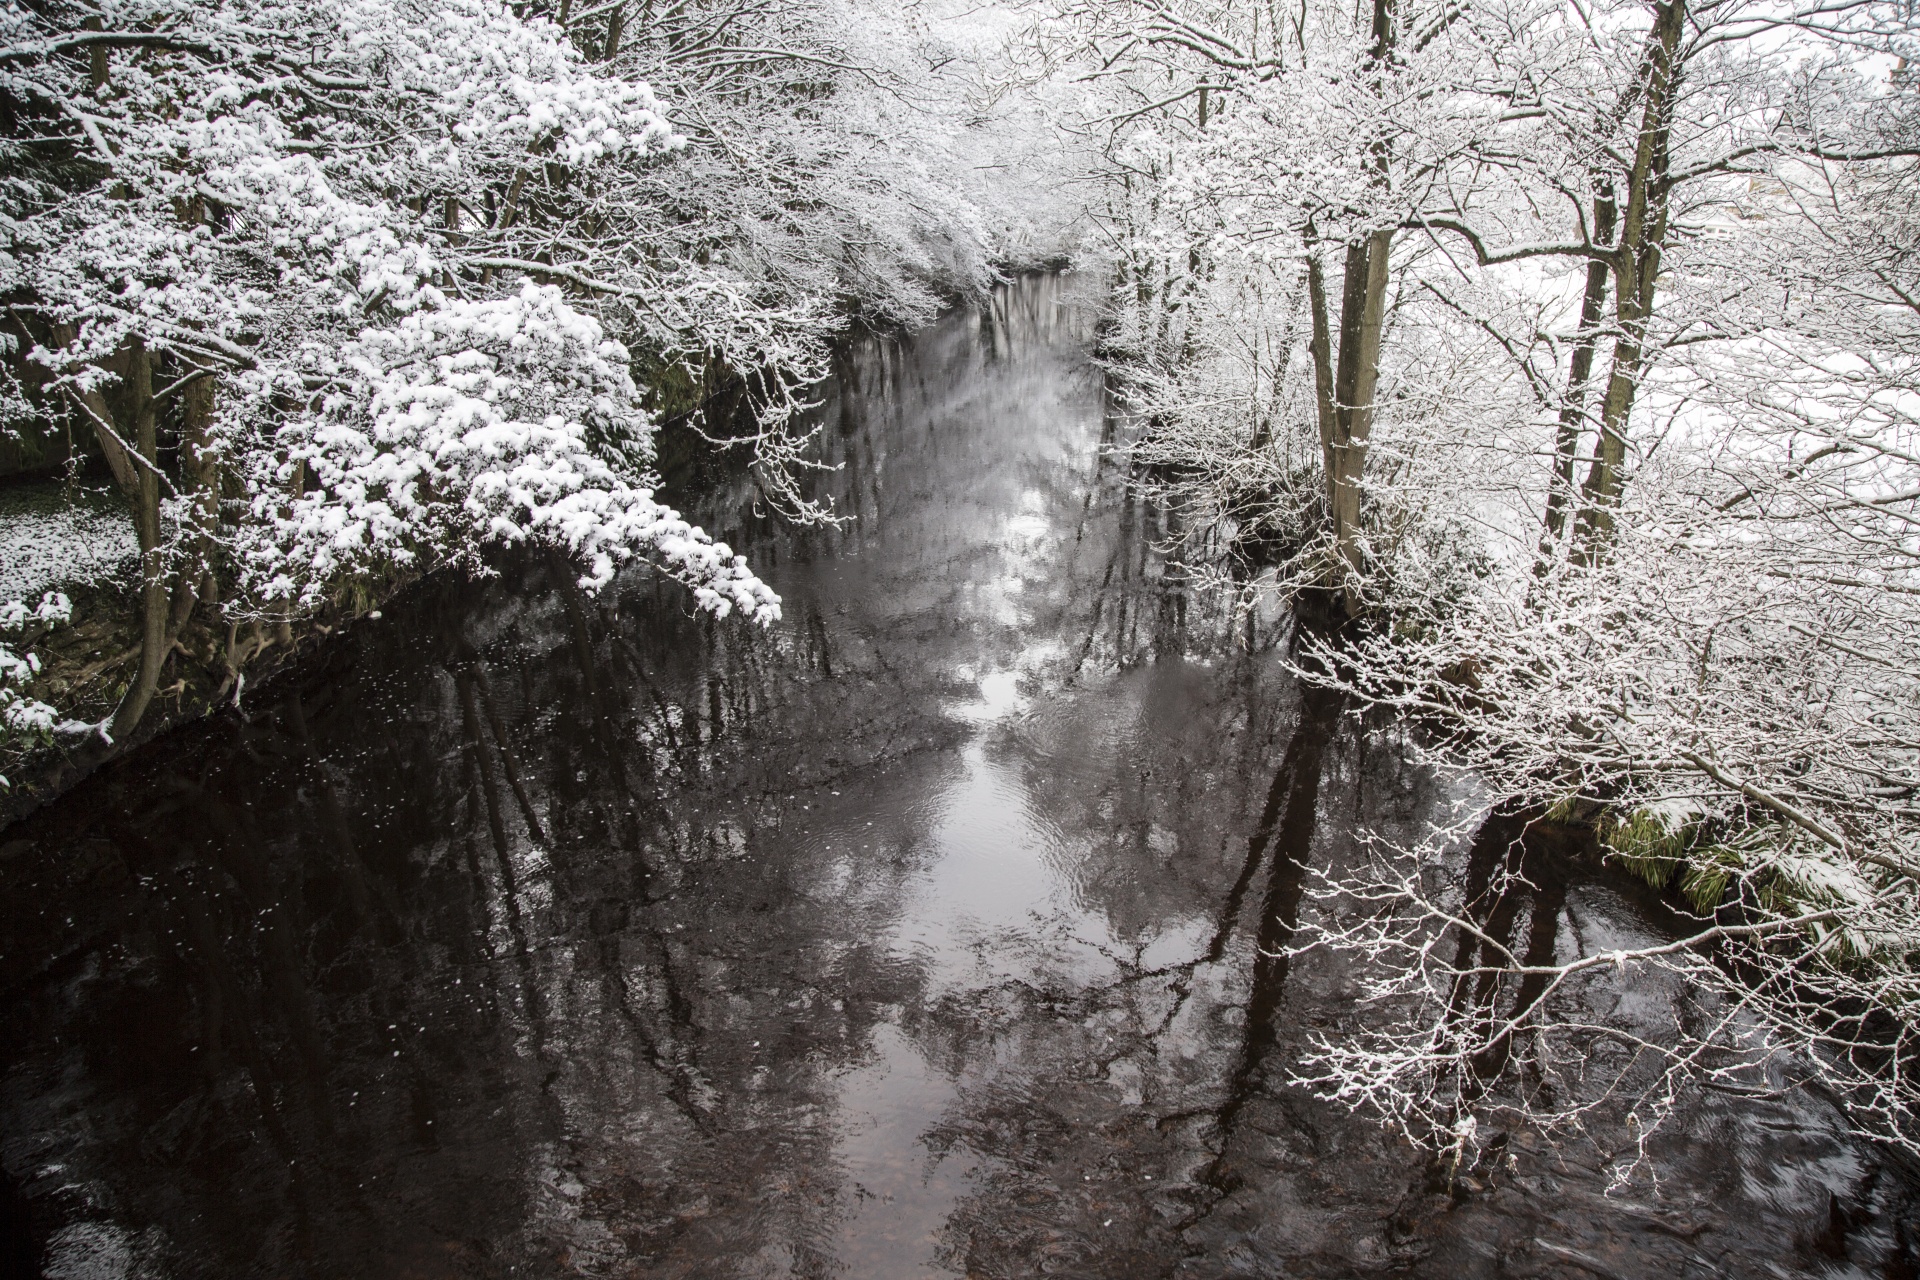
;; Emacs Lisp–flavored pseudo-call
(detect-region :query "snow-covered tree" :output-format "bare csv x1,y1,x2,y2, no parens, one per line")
0,0,1058,741
1046,0,1920,1165
0,0,791,738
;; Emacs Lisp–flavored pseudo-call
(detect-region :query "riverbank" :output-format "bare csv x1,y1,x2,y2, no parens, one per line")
2,272,1910,1280
0,276,1069,832
0,553,405,831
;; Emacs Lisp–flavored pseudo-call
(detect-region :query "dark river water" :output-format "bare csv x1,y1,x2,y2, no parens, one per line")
2,275,1916,1279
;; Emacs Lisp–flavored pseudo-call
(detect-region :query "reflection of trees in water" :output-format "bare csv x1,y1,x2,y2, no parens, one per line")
1199,683,1342,1180
916,683,1919,1278
0,544,970,1272
0,279,1136,1274
3,273,1911,1279
1438,811,1574,1093
915,671,1351,1278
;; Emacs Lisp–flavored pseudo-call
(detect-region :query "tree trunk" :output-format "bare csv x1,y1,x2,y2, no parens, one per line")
82,14,108,91
1537,184,1617,564
110,339,168,741
169,371,219,635
1328,228,1393,615
1299,0,1397,618
1571,0,1684,563
602,3,625,60
1305,249,1339,486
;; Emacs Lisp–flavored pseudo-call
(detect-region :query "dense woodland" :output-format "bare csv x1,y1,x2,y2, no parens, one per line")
3,0,1920,1183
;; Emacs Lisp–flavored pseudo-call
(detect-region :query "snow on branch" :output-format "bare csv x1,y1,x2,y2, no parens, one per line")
0,593,71,788
243,283,779,621
1063,0,1920,1163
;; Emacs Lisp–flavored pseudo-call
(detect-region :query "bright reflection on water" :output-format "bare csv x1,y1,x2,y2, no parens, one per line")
0,275,1915,1279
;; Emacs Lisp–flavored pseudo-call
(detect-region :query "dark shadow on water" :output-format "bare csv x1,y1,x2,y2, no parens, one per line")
1198,682,1342,1198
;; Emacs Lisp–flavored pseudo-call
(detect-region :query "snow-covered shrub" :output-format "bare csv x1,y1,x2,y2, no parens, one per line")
0,593,71,787
245,284,777,619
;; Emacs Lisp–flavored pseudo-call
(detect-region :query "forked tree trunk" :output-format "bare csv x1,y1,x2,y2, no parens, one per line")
60,335,220,742
1571,0,1685,563
1302,0,1397,618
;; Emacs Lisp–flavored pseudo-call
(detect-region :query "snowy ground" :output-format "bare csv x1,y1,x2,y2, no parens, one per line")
0,482,137,601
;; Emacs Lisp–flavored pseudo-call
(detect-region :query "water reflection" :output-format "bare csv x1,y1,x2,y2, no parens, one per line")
1,275,1914,1279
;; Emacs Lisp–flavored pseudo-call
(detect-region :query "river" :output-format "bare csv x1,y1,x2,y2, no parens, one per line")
1,274,1913,1278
